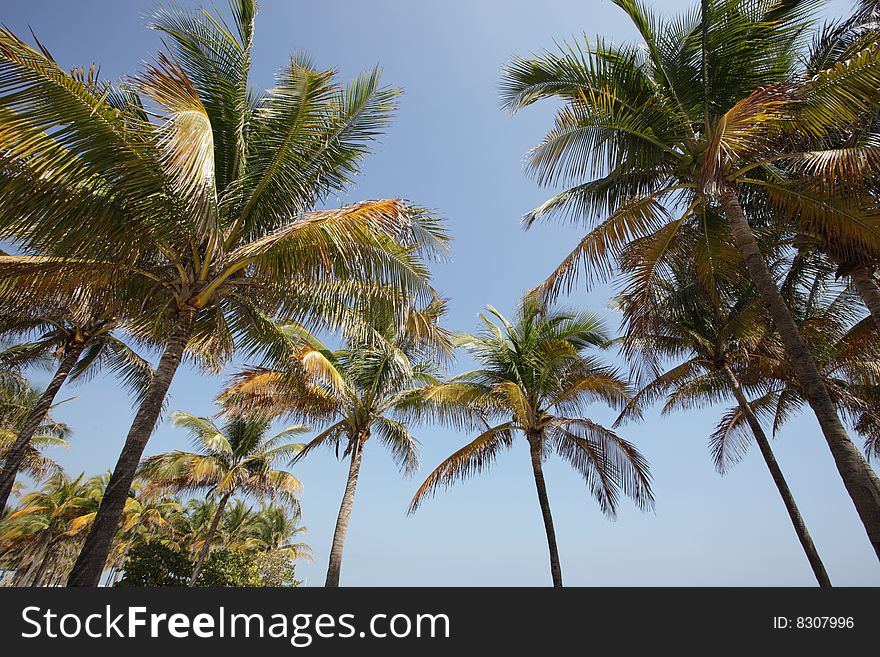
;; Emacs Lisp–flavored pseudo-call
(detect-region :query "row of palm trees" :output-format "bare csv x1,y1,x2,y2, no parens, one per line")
0,0,879,588
0,468,309,587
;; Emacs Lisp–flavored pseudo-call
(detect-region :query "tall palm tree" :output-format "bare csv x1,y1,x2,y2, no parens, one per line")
767,1,880,332
615,267,832,586
408,295,654,587
500,0,880,558
138,410,307,586
0,308,151,513
0,0,446,585
222,303,451,587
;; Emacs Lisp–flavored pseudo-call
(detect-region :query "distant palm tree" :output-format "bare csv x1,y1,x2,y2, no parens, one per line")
222,302,451,587
0,377,70,485
105,484,181,586
0,0,446,585
408,295,654,587
0,308,151,513
218,499,258,549
138,411,307,586
731,262,880,461
250,503,311,561
500,0,880,557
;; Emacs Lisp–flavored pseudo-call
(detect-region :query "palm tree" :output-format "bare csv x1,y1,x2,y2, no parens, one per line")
0,308,151,513
500,0,880,558
138,410,307,586
250,502,311,561
408,295,654,587
0,376,70,486
615,266,832,586
0,0,446,585
222,302,451,587
104,484,181,586
0,429,68,487
774,2,880,330
218,499,258,549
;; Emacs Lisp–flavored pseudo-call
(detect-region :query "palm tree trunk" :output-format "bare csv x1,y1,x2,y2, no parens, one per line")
528,436,563,587
18,529,53,586
0,343,84,514
719,188,880,560
701,0,710,128
189,492,232,586
107,527,138,586
849,265,880,331
325,436,365,587
31,544,54,587
720,363,832,587
67,306,198,587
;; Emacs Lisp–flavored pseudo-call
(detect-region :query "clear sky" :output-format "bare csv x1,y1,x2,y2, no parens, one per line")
5,0,878,586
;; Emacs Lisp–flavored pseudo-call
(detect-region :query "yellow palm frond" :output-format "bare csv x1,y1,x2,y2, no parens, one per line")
701,83,791,194
408,422,516,513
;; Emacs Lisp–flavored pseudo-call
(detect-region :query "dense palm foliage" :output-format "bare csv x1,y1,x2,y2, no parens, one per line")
138,410,307,585
0,472,105,586
501,0,880,560
614,262,840,585
113,497,308,587
408,295,654,587
0,469,309,587
222,302,451,586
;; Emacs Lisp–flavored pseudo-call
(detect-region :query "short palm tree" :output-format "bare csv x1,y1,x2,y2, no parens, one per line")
0,0,446,585
408,295,653,587
222,303,450,587
500,0,880,558
218,499,258,549
250,502,311,561
0,308,151,513
138,410,307,586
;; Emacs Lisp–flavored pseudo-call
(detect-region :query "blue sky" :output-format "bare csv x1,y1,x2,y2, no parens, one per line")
5,0,879,586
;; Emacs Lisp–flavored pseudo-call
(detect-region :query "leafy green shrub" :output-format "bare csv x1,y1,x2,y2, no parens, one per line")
255,550,300,587
116,541,294,587
196,548,261,587
116,541,191,587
